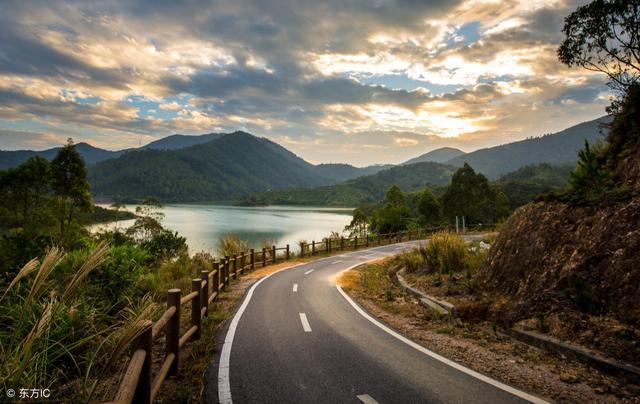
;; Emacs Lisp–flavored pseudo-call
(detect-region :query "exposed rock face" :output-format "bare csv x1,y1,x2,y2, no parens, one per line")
479,86,640,328
478,198,640,325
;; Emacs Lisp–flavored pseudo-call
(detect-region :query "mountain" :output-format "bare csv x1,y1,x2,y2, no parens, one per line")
443,116,610,179
88,132,342,202
494,163,574,208
238,162,456,207
0,142,127,169
402,147,465,165
313,163,393,182
141,133,225,150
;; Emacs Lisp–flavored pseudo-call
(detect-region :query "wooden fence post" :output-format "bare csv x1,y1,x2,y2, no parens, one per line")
133,320,153,404
212,263,219,299
241,252,246,274
286,244,290,260
328,238,331,253
250,248,255,270
354,236,358,250
312,240,316,255
232,254,238,280
366,234,369,247
262,247,267,267
166,289,180,376
224,256,230,287
192,279,202,340
299,241,305,258
272,245,276,263
200,270,209,316
340,236,344,251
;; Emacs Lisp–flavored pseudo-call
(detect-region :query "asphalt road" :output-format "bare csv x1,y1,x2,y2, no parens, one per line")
205,239,548,404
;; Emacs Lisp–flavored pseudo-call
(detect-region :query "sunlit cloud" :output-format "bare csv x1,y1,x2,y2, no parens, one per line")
0,0,610,164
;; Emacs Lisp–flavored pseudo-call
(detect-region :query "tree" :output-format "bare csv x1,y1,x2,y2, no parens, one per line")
345,205,372,237
442,163,510,224
370,185,413,233
417,188,442,226
384,185,406,207
567,140,612,202
51,139,92,243
558,0,640,109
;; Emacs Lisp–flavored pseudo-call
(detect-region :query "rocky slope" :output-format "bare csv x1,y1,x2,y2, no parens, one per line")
477,87,640,366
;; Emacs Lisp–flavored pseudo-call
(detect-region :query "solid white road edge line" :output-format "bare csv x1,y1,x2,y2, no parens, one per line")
357,394,380,404
218,262,306,404
293,283,298,292
304,269,314,275
335,268,549,404
299,313,312,332
331,260,344,264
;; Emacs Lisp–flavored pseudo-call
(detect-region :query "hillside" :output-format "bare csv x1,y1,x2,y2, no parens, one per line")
443,117,610,179
403,147,465,165
238,162,455,206
477,88,640,366
313,163,392,182
88,132,337,202
494,163,574,208
0,142,127,169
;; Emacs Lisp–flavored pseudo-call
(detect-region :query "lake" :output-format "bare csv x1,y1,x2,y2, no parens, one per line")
90,204,354,255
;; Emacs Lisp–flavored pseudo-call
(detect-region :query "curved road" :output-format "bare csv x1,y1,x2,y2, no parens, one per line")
205,240,547,404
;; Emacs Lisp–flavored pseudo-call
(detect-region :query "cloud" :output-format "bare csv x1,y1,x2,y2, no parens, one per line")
0,0,611,164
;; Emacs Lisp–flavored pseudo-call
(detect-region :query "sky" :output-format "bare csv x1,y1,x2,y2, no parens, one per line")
0,0,611,166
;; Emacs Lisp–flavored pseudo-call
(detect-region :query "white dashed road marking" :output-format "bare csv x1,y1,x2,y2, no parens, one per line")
304,269,314,275
357,394,380,404
292,283,298,292
331,260,343,264
299,313,312,332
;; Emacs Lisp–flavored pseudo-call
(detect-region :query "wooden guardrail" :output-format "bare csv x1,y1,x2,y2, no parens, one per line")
105,225,490,403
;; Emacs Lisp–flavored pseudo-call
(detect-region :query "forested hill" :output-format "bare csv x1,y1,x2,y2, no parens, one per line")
0,142,127,169
88,131,388,202
237,162,456,206
443,116,610,179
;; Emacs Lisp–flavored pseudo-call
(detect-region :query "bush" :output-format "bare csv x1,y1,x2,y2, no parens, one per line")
218,233,249,257
420,232,467,274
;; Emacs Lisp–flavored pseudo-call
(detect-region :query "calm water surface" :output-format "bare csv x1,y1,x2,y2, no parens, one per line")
91,204,353,255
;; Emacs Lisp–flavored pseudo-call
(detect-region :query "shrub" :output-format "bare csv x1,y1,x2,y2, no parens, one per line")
419,232,467,274
218,233,249,257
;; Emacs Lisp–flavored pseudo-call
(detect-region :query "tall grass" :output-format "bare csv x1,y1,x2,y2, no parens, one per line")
218,233,249,257
0,242,157,399
400,232,469,274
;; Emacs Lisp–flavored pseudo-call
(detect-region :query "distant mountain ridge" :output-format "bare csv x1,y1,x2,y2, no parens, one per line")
402,147,465,165
442,116,610,179
239,162,456,207
0,142,127,169
88,132,387,202
141,133,225,150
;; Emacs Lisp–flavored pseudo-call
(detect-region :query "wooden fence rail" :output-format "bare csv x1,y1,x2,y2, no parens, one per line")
105,225,489,403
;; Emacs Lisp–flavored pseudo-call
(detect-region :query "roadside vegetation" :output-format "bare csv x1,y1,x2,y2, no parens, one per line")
0,140,260,401
345,163,510,237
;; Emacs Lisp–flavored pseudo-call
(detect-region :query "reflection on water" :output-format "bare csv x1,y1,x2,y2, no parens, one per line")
89,204,353,255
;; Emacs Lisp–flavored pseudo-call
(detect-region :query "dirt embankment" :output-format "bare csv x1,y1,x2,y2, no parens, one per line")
478,197,640,323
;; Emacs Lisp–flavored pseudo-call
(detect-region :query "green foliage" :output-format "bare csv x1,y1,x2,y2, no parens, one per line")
442,163,510,224
558,0,640,100
417,188,443,226
370,186,413,233
565,140,612,203
495,163,574,208
51,139,92,245
240,162,455,207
